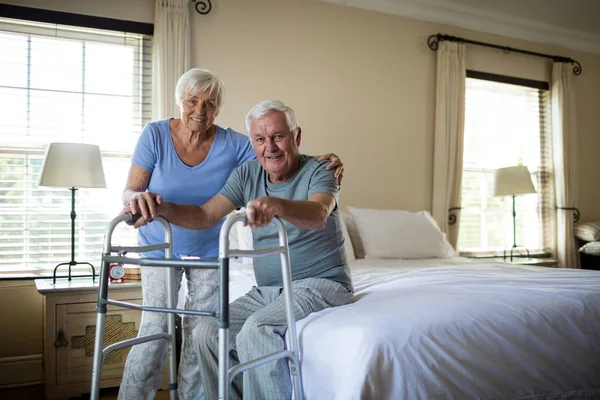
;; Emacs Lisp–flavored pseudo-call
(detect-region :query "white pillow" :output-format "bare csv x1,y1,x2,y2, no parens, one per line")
347,207,456,259
342,212,365,259
579,241,600,256
236,221,254,265
574,222,600,242
339,214,356,263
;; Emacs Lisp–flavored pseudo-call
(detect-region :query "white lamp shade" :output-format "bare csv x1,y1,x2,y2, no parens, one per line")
37,143,106,188
493,165,536,197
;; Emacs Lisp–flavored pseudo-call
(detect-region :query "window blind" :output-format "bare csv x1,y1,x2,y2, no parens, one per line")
458,77,554,255
0,17,151,272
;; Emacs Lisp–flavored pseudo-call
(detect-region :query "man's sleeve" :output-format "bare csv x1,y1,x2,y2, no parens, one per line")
219,164,247,209
309,159,340,203
131,123,157,172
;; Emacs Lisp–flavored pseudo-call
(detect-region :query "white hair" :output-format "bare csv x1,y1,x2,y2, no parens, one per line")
175,68,225,109
245,100,299,136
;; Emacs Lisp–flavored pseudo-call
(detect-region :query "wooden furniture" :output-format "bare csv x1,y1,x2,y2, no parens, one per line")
35,277,142,400
503,257,559,268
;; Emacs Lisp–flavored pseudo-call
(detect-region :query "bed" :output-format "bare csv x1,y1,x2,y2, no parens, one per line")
297,207,600,399
199,208,600,399
296,257,600,399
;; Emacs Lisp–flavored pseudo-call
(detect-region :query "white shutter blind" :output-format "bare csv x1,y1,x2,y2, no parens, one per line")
0,18,151,272
458,77,554,255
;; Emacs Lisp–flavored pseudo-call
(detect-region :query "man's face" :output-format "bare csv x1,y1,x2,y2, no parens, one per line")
250,111,301,182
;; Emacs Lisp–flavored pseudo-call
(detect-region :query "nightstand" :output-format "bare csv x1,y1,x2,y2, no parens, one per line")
503,257,559,268
35,277,143,400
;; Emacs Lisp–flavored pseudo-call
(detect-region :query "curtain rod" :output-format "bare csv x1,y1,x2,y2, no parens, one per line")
427,33,582,76
192,0,212,15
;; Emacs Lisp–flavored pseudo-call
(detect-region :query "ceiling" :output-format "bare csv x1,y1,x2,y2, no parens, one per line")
446,0,600,35
322,0,600,54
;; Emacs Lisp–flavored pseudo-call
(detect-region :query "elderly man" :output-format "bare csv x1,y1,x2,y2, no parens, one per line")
155,99,353,399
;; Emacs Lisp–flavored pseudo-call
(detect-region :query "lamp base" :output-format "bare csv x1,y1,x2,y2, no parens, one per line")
52,261,96,285
503,246,531,262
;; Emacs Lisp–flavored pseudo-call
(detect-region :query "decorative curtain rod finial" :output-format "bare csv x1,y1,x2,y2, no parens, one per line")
192,0,212,15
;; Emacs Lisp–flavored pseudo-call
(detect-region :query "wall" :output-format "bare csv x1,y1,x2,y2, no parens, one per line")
190,0,600,218
0,0,599,387
0,280,43,386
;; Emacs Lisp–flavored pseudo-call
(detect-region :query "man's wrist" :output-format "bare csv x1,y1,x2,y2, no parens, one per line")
275,198,286,216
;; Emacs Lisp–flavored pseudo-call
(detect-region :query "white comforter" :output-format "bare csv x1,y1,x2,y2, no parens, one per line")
297,258,600,400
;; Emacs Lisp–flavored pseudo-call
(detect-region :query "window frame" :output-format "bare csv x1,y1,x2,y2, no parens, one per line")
457,70,555,258
0,8,153,277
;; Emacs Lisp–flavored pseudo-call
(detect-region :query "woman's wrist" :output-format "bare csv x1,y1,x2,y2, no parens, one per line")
122,189,142,205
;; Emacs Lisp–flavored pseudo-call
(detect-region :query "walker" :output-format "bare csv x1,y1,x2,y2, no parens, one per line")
90,211,304,400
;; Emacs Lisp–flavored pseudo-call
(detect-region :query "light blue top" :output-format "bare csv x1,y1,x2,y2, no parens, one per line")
219,155,352,290
132,118,255,258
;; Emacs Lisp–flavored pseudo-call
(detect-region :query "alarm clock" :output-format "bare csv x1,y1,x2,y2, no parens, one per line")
108,263,125,283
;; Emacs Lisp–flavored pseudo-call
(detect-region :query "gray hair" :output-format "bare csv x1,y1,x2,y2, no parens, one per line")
245,100,299,136
175,68,225,109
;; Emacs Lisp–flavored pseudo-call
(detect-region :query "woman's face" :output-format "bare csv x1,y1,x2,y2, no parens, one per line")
179,89,219,134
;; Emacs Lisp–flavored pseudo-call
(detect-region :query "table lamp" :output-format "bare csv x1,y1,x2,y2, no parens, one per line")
37,143,107,283
493,165,537,261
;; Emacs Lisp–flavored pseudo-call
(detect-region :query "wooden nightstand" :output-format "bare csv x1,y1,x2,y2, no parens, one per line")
503,257,559,268
35,277,143,400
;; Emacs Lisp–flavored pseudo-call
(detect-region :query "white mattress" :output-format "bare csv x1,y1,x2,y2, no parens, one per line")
296,258,600,399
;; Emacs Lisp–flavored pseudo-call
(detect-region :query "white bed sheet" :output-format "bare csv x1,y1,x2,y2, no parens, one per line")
297,258,600,399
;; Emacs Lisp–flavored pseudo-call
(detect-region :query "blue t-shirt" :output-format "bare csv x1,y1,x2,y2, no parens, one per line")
219,155,352,290
132,118,255,258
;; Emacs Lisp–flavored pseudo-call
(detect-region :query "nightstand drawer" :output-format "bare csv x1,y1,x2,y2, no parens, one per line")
56,300,142,386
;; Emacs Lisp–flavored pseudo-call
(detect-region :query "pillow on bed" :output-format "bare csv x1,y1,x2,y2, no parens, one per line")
347,207,456,259
236,222,254,265
579,241,600,256
339,214,356,263
574,221,600,242
342,212,365,259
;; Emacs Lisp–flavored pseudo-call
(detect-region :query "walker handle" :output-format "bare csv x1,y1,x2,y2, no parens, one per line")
126,212,142,225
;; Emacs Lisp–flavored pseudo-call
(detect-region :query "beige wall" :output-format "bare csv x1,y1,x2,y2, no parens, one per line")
4,0,598,216
191,0,600,219
0,281,43,357
0,0,599,384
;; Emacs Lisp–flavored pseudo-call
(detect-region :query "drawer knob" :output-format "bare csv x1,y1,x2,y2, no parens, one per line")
54,329,69,348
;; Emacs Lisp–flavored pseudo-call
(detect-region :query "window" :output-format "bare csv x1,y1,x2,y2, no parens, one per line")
0,18,152,272
457,74,555,255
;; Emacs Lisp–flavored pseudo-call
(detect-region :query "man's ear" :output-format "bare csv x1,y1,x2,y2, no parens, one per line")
295,127,302,146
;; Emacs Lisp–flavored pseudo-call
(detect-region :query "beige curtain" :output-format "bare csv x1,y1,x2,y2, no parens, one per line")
552,62,579,269
431,41,466,248
152,0,191,120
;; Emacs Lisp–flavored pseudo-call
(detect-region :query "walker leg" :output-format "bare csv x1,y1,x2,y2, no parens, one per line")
167,267,178,399
278,225,304,400
90,259,111,400
218,257,230,400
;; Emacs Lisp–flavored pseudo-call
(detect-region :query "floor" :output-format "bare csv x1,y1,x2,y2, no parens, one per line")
0,385,170,399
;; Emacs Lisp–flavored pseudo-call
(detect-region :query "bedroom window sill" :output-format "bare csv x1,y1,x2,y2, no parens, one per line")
459,251,553,259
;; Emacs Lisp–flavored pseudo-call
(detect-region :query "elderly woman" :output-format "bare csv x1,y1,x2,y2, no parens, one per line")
118,68,343,400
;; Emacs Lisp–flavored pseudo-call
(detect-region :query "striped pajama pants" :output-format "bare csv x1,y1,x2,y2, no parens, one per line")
118,266,219,400
193,277,353,400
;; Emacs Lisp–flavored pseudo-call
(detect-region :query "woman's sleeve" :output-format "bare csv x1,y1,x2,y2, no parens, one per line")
236,134,256,167
131,122,158,172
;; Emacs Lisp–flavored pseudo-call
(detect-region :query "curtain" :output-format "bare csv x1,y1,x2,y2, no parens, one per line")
152,0,191,120
431,41,466,249
552,62,580,269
